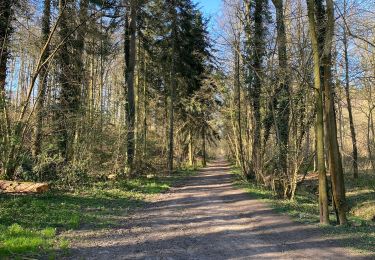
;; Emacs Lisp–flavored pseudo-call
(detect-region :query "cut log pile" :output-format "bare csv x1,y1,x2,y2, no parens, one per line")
0,180,49,194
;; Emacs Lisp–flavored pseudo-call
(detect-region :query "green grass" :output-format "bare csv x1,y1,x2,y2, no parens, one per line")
231,167,375,254
0,224,56,257
0,168,196,258
345,171,375,221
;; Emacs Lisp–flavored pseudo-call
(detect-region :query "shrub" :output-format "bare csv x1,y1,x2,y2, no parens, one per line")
33,153,65,182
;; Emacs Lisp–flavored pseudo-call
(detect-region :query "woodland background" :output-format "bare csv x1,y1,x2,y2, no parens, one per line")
0,0,374,256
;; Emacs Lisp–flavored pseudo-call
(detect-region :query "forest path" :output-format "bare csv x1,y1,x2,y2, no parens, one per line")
64,160,368,259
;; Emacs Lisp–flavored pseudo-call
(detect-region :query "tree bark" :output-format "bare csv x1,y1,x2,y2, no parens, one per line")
322,0,348,225
167,0,177,174
342,3,359,178
202,128,207,167
189,128,194,166
0,0,13,177
306,0,329,225
367,105,375,172
234,35,246,176
32,0,51,158
124,1,137,174
272,0,290,195
142,55,148,158
0,0,12,104
250,0,266,181
71,0,89,161
57,0,80,161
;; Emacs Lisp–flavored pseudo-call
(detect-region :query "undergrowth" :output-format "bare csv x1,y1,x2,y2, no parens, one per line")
231,167,375,254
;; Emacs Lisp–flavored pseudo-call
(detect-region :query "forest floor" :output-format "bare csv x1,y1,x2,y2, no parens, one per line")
60,160,374,259
0,170,195,258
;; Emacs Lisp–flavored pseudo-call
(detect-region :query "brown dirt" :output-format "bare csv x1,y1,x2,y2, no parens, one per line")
62,160,371,259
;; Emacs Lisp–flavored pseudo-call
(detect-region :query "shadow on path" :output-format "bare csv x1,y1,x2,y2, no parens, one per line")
62,160,373,259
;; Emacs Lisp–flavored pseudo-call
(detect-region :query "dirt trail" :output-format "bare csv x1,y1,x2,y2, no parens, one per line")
64,160,369,259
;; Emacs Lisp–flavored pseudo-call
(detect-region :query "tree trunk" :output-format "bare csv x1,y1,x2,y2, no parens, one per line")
202,128,206,167
234,36,246,176
142,56,148,158
124,1,137,174
244,0,252,172
342,7,359,178
71,0,89,161
272,0,290,195
250,0,266,181
188,128,193,166
368,106,375,172
0,0,12,104
134,37,141,163
57,0,80,161
32,0,51,158
322,0,348,225
230,104,241,167
0,0,13,177
0,181,49,194
167,0,177,174
306,0,329,225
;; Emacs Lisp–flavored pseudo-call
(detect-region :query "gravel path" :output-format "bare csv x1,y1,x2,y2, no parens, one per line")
63,160,370,259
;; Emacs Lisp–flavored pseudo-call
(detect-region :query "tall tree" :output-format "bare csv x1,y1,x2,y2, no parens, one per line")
57,0,80,161
167,0,177,174
308,0,348,225
124,0,137,174
32,0,51,157
249,0,267,180
272,0,290,187
306,0,329,225
234,27,246,176
341,0,359,179
0,0,12,100
321,0,348,225
0,0,13,178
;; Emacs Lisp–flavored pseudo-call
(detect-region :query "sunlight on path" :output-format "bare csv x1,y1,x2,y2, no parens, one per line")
64,160,369,259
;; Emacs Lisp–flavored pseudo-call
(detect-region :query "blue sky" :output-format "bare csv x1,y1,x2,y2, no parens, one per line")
193,0,222,29
194,0,222,16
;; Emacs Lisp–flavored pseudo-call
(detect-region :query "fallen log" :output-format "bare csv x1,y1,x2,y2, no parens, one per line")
0,180,49,194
